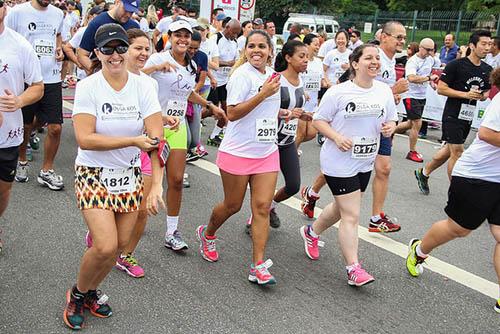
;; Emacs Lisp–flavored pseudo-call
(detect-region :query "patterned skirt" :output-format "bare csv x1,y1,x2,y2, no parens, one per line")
74,166,143,213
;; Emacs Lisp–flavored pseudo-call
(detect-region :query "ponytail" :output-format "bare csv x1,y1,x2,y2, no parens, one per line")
274,40,306,72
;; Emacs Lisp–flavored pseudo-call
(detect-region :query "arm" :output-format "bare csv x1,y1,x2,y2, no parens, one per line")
219,59,235,67
77,48,92,72
55,34,64,61
194,71,207,92
63,43,81,68
312,119,352,151
323,64,332,87
188,90,226,121
152,29,161,51
0,81,44,112
144,112,166,214
437,80,482,100
208,56,219,70
478,126,500,147
407,74,438,84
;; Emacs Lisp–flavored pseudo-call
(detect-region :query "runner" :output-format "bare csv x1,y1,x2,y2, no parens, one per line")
323,30,351,88
6,0,65,190
415,30,492,195
151,3,187,48
196,30,281,285
237,20,253,54
406,67,500,313
143,20,225,251
300,44,397,286
63,23,165,330
394,38,439,162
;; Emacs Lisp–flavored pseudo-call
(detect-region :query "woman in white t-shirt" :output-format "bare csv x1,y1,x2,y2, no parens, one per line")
143,20,225,252
64,24,165,330
196,30,281,285
299,44,397,287
323,31,351,88
237,20,253,54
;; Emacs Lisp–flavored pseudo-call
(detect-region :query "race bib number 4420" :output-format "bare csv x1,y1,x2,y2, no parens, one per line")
101,168,135,194
255,118,277,142
351,136,378,159
281,118,298,136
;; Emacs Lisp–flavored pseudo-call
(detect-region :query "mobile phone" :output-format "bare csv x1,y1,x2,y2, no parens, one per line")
270,72,280,81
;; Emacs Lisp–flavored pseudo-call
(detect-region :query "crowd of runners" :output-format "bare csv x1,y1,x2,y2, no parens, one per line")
0,0,499,330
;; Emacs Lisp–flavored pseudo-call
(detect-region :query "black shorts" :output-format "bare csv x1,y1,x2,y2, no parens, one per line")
207,84,228,105
445,176,500,230
403,98,426,120
318,87,328,100
441,116,470,144
22,82,63,125
325,171,372,196
0,146,20,183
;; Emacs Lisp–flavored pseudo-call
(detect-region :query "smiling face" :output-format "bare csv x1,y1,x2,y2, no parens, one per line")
128,36,150,71
97,40,129,75
245,33,272,71
335,32,348,50
188,40,200,58
352,46,380,80
286,45,308,74
114,0,133,23
307,37,320,57
170,29,192,55
381,24,407,53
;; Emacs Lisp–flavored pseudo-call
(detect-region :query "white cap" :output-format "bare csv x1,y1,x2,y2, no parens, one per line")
168,20,193,34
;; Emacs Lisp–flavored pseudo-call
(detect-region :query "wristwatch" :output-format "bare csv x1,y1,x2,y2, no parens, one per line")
206,101,213,109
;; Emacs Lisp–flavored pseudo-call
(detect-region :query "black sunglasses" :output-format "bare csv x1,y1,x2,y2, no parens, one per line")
98,45,128,55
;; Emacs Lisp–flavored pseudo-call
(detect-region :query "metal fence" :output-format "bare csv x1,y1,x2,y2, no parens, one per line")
337,10,499,48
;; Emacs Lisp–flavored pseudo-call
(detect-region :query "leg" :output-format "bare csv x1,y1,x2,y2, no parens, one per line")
189,106,202,150
274,144,301,202
165,150,186,217
206,170,249,236
419,217,471,255
42,123,62,171
423,144,450,176
312,173,326,194
409,119,422,151
295,119,306,148
311,201,341,235
303,120,318,142
249,172,278,263
395,120,411,134
372,154,391,216
490,225,500,286
0,180,13,217
447,144,464,181
336,191,362,265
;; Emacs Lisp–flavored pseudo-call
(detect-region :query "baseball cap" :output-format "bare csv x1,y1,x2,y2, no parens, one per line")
122,0,140,13
215,12,227,21
94,23,129,48
168,20,193,34
196,17,210,30
253,18,264,25
88,6,104,16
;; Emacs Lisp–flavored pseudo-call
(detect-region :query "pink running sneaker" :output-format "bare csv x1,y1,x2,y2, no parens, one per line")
248,259,276,285
196,225,218,262
115,254,145,278
85,231,93,248
347,263,375,287
300,225,324,260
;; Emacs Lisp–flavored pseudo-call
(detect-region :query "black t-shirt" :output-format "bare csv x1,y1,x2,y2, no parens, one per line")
440,57,492,121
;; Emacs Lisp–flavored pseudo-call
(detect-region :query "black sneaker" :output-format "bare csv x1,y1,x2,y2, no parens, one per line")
207,136,222,147
494,299,500,313
84,290,112,318
63,286,85,330
186,149,200,162
414,168,430,195
269,208,281,228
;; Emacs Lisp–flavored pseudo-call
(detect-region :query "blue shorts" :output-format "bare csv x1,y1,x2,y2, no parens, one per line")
378,134,392,156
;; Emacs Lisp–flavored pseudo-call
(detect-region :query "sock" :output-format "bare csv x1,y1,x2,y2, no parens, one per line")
308,188,319,198
166,216,179,236
346,262,359,273
371,214,381,223
308,225,319,238
72,285,86,297
422,168,429,177
270,200,277,210
210,125,222,139
416,244,429,258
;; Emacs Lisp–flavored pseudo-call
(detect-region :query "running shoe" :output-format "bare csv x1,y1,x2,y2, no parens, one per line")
406,151,423,163
63,287,85,330
115,254,145,278
186,149,200,162
414,168,430,195
26,145,33,162
248,259,276,285
85,231,93,248
269,208,281,228
195,144,208,158
494,299,500,313
183,173,190,188
368,212,401,233
418,133,427,139
406,238,426,277
245,216,252,235
84,290,112,318
38,170,64,190
61,80,69,89
14,161,29,183
297,149,303,157
206,136,222,147
299,225,324,260
165,230,189,251
29,132,40,151
347,263,375,287
196,225,218,262
218,132,224,140
300,186,319,219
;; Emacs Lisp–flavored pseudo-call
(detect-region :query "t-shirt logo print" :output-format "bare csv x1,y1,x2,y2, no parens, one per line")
28,22,37,31
382,70,389,79
345,102,356,114
102,103,113,114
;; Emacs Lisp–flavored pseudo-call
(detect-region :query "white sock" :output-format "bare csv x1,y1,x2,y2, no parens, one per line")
210,125,222,139
166,216,179,236
346,262,359,272
308,225,319,238
416,244,429,258
371,214,381,222
422,168,429,177
308,188,319,197
270,200,277,210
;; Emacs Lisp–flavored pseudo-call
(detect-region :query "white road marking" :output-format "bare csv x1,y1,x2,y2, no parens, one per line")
191,159,498,300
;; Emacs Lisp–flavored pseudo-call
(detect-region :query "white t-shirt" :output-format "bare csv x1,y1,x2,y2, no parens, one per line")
237,35,246,53
155,16,173,34
348,39,363,51
200,38,219,86
219,62,281,158
376,47,396,86
73,71,161,169
6,2,64,84
145,51,196,125
139,18,149,32
484,53,500,69
405,54,435,99
453,94,500,183
318,39,336,58
301,57,323,112
69,26,87,80
210,32,238,87
323,48,351,84
0,28,43,149
61,11,79,42
314,80,398,177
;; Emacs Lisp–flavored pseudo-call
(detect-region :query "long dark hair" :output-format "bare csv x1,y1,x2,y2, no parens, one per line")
167,30,196,75
348,43,378,78
274,40,306,72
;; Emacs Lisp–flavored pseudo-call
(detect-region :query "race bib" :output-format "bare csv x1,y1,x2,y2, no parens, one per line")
255,118,277,142
458,103,475,122
303,73,321,92
34,39,55,57
281,119,299,137
221,66,232,75
351,136,378,160
101,168,135,194
164,100,187,118
334,70,345,78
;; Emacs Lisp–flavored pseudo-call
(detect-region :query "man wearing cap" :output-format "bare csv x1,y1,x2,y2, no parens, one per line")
152,3,187,48
77,0,140,73
210,7,224,33
253,18,264,30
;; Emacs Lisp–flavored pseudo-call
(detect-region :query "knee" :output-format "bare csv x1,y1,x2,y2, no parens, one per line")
223,201,242,216
252,200,271,217
375,161,391,178
93,242,118,260
341,212,360,225
47,124,62,137
168,174,184,191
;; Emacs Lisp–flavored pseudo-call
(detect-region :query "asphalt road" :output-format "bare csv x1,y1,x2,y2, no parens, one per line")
1,100,499,333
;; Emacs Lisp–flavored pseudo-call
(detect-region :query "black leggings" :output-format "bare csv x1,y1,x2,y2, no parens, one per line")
279,143,301,197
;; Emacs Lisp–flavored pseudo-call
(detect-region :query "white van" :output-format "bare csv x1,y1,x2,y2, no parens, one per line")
282,13,340,41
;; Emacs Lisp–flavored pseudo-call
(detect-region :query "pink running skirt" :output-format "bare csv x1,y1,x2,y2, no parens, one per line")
140,152,152,176
216,150,280,176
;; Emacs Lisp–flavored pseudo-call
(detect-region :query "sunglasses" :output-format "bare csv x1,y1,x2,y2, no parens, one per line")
98,45,128,55
422,47,434,52
387,34,407,41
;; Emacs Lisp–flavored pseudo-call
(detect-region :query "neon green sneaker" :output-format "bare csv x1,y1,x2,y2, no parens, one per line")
494,299,500,313
406,238,426,277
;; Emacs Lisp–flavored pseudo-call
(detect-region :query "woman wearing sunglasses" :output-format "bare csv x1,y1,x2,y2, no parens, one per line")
63,24,165,330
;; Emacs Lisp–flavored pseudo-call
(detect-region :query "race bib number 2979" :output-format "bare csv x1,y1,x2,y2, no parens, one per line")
255,118,277,142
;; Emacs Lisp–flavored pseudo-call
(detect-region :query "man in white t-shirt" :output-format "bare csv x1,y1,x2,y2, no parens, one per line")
138,7,149,32
6,0,66,190
265,20,277,52
395,38,439,162
0,4,44,220
195,18,218,89
484,37,499,69
152,3,186,48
